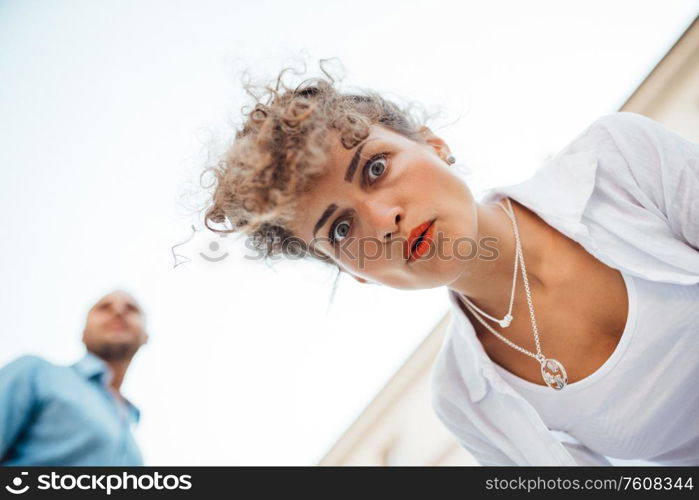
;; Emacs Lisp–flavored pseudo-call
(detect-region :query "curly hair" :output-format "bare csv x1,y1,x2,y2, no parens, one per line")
203,61,429,263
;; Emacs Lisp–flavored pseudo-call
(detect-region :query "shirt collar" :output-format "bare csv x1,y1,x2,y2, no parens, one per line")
444,289,492,402
71,352,141,423
122,399,141,424
72,351,110,381
444,290,581,465
480,149,599,243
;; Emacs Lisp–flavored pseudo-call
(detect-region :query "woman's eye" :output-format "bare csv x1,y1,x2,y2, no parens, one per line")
331,219,351,243
365,155,387,184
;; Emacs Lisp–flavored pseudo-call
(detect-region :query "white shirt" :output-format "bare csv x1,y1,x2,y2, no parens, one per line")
494,271,699,465
430,112,699,466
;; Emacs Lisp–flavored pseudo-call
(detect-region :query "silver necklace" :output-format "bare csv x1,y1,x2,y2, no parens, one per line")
459,203,519,328
458,198,568,390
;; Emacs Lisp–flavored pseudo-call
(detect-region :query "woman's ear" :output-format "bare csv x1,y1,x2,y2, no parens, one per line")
417,126,452,162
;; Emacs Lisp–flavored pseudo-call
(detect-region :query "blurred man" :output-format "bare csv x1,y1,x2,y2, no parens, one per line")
0,290,148,465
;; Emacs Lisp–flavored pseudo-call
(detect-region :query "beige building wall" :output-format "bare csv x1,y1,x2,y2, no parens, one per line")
622,16,699,139
320,17,699,466
320,315,475,465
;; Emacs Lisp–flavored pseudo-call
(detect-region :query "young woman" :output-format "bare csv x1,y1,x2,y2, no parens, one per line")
204,71,699,466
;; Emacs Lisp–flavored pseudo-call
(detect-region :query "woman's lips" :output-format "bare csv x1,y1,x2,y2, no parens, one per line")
406,219,436,262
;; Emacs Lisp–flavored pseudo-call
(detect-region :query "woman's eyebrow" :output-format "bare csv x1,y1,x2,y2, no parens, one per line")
344,141,367,182
313,203,338,237
344,138,378,182
313,138,379,238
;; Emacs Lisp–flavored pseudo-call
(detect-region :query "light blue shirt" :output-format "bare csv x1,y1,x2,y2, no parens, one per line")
0,352,143,465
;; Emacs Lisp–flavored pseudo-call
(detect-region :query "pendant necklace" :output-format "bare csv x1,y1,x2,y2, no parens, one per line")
458,198,568,390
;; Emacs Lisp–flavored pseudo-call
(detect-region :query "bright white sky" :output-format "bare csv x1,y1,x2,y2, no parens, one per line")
0,0,696,465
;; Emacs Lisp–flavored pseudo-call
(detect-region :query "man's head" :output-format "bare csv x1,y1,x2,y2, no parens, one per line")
82,290,148,362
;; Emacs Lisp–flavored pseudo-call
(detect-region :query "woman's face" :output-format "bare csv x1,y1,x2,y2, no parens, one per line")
292,124,479,290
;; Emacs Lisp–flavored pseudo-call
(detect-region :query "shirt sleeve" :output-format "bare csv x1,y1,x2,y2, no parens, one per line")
594,112,699,251
0,356,43,462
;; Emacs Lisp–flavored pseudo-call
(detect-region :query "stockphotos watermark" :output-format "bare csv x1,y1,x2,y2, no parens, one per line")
244,233,501,268
4,471,192,496
170,225,503,268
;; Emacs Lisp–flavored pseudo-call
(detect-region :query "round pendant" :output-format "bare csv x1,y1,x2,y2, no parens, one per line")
540,358,568,390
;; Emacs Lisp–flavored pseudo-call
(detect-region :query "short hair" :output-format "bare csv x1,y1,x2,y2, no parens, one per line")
203,60,428,263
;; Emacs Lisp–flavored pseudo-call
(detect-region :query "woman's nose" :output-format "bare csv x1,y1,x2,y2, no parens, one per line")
363,199,404,240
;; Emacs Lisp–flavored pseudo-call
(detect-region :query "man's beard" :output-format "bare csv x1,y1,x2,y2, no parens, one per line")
92,342,136,361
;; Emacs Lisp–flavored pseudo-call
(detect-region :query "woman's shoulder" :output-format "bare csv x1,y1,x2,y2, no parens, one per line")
585,111,689,142
578,111,668,140
555,112,652,169
544,111,697,221
587,111,657,132
584,112,699,250
573,111,697,175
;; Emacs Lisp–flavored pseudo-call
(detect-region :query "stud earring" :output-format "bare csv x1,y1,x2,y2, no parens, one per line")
446,155,456,165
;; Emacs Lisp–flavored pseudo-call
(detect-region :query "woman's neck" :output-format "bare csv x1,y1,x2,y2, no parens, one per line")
447,198,559,312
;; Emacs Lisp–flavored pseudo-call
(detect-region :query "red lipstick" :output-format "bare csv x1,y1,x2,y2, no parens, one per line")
406,219,436,262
